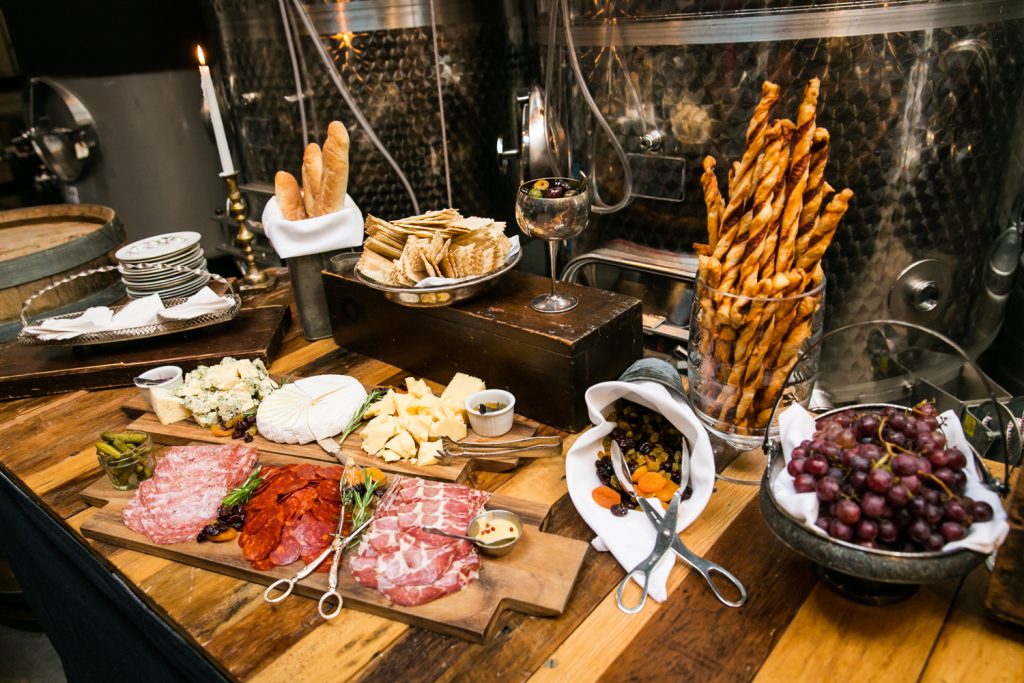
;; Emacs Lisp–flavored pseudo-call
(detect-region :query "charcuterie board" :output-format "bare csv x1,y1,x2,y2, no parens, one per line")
79,447,588,643
121,395,542,483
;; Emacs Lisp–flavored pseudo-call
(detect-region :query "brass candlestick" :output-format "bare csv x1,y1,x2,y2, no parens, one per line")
222,171,276,292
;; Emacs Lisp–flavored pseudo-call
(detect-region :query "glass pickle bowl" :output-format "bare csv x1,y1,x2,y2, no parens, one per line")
96,431,154,491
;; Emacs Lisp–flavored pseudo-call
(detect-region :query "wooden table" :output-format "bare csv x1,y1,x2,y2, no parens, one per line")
1,275,1021,682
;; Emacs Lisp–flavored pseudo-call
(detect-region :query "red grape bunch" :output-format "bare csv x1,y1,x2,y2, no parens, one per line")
785,401,994,552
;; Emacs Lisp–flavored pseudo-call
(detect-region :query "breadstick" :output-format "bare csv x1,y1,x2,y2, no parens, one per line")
774,78,820,274
301,143,323,218
274,171,305,221
729,81,781,196
756,120,795,282
701,157,725,250
795,188,853,270
798,128,830,239
317,120,351,216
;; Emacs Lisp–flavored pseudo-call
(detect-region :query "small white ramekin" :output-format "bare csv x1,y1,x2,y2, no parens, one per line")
134,365,183,407
465,389,515,438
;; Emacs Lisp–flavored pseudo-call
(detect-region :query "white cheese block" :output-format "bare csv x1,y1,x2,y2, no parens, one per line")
256,375,367,444
150,388,191,425
364,389,397,418
405,377,432,398
440,372,485,404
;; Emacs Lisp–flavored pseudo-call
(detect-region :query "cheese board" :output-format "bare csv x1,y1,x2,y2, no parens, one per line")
120,394,542,483
79,447,589,643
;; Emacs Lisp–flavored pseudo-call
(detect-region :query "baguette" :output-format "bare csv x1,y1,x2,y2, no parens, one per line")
301,143,323,218
317,120,351,216
274,171,305,221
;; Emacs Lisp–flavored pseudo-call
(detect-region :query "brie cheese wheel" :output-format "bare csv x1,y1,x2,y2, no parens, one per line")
256,375,367,444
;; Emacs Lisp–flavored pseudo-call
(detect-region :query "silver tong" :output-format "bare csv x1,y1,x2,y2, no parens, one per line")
439,435,563,463
611,442,747,609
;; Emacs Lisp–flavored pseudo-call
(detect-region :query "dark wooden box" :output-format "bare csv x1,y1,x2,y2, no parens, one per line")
322,263,643,431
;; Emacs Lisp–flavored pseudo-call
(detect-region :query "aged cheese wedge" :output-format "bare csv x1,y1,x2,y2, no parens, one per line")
431,415,467,441
384,431,417,459
364,389,397,418
151,388,191,425
256,375,367,444
361,414,401,454
405,377,431,398
440,372,485,404
417,440,444,467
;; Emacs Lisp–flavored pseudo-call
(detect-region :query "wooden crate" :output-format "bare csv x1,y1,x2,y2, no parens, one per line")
322,268,643,431
986,469,1024,626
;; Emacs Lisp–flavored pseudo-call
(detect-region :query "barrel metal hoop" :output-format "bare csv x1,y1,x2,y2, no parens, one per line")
0,217,125,290
538,0,1024,47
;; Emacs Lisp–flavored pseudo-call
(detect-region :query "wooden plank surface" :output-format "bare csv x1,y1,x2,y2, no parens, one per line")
1,270,1021,681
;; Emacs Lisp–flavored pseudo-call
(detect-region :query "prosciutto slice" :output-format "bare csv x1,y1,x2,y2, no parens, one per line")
349,478,489,606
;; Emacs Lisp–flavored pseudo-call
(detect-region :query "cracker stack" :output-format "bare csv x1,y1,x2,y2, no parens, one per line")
356,210,512,286
693,78,854,434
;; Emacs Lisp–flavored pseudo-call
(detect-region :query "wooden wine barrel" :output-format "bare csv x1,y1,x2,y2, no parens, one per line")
0,204,125,340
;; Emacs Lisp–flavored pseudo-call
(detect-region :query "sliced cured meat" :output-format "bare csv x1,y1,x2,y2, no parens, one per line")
122,444,257,545
237,462,347,570
349,478,489,606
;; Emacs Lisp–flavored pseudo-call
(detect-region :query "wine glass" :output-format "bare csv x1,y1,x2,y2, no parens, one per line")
514,177,591,313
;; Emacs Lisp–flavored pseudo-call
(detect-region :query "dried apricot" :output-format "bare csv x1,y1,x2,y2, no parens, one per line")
592,485,622,509
637,471,668,495
630,465,648,483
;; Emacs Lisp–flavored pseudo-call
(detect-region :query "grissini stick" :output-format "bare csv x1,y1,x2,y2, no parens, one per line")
301,142,323,218
774,77,820,274
274,170,306,221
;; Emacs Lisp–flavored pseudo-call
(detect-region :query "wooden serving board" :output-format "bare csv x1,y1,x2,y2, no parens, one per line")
79,448,588,643
121,394,542,484
0,304,291,400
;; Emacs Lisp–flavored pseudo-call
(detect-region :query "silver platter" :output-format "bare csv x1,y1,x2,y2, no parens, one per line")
332,250,523,308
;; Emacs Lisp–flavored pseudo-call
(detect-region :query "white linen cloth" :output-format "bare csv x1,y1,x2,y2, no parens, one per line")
566,380,715,602
771,404,1009,554
22,287,234,340
261,195,364,259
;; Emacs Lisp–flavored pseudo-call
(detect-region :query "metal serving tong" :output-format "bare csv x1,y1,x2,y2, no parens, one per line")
611,442,748,608
263,516,372,619
616,490,680,614
439,434,563,462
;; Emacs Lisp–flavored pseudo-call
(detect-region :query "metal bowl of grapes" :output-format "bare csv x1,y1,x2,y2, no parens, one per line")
759,401,1002,604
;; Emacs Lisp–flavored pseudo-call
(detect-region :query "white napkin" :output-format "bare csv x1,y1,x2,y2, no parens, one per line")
262,195,364,259
771,404,1009,553
22,288,233,340
157,287,234,321
413,236,521,288
566,380,715,602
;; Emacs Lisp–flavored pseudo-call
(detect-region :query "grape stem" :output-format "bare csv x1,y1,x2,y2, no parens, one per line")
919,470,956,500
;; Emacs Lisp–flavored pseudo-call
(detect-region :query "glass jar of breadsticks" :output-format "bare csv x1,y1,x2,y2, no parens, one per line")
687,77,854,450
688,271,825,449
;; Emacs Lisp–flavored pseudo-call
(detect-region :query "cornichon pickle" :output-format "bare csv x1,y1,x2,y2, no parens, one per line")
95,441,122,459
102,431,147,445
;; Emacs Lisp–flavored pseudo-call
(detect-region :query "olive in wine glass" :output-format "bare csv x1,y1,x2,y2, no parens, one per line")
514,177,591,313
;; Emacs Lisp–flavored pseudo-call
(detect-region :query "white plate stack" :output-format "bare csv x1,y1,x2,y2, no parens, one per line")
115,232,210,299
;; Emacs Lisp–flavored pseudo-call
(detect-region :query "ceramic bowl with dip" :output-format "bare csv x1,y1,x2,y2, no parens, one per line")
465,389,515,438
468,509,523,557
133,365,183,407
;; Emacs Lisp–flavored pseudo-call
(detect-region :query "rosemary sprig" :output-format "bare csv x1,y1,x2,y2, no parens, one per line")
341,468,383,544
338,388,388,443
222,466,263,507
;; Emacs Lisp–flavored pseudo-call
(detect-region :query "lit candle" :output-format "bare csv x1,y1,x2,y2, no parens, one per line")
196,45,235,175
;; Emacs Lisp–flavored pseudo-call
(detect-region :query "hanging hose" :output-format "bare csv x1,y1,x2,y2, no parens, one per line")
556,0,633,214
278,0,308,146
289,0,420,213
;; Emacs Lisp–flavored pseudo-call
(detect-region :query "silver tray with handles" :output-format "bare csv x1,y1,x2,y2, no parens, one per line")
16,264,240,347
332,250,522,308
